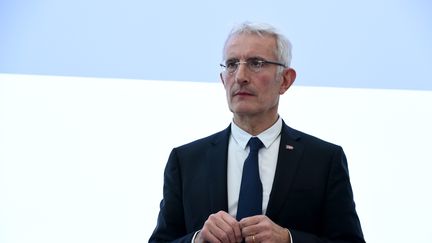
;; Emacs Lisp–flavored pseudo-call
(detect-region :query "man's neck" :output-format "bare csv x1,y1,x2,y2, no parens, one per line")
233,114,279,136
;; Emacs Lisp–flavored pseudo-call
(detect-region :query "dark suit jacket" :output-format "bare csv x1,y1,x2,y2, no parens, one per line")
149,122,365,243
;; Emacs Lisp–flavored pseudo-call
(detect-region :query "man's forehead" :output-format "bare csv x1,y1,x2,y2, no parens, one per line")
223,33,277,58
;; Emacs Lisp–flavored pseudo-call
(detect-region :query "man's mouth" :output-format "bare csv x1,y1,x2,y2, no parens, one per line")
234,90,254,96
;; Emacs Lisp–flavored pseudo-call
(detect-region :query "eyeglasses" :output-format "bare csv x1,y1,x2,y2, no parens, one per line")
220,57,286,74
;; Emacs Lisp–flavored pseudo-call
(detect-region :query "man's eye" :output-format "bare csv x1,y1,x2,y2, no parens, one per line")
248,58,264,68
225,60,238,68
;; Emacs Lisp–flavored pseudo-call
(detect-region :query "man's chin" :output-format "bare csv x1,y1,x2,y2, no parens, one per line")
230,107,259,116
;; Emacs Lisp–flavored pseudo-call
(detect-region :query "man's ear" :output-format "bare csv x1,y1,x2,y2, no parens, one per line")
280,68,296,94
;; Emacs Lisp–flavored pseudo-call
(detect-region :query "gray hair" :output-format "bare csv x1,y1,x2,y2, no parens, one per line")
222,22,293,68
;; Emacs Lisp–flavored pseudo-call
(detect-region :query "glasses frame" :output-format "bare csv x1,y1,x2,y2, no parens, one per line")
220,58,286,74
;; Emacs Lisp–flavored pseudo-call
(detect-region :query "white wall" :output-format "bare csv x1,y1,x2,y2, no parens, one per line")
1,74,431,242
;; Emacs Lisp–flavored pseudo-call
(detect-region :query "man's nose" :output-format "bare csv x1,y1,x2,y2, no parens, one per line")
235,62,250,84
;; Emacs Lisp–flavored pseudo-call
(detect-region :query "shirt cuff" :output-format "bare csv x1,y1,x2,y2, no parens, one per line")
191,230,200,243
286,228,293,243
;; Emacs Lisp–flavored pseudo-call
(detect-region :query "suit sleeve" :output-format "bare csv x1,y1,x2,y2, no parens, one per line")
148,148,195,243
290,147,365,243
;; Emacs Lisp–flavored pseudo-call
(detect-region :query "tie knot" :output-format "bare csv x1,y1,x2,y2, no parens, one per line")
248,137,264,151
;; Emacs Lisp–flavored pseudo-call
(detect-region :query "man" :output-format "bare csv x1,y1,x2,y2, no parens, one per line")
149,22,365,243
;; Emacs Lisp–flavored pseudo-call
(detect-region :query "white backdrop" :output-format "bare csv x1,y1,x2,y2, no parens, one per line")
1,74,431,242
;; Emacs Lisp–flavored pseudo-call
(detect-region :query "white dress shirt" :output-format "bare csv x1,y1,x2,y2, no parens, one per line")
227,117,282,217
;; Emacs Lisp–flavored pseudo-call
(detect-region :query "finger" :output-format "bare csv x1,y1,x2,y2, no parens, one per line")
198,228,220,243
239,215,261,234
207,212,240,243
213,212,242,243
245,234,259,243
201,212,229,243
211,225,231,243
239,215,262,228
221,213,242,242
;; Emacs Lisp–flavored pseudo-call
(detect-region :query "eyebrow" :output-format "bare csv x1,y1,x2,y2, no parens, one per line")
225,56,267,61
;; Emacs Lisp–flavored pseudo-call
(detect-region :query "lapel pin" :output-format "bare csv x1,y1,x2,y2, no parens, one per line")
285,144,294,150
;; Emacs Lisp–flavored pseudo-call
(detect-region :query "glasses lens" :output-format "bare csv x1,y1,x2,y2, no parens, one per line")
224,60,239,73
247,58,264,72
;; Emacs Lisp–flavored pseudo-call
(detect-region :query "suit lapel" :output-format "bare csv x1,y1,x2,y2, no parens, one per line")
266,123,304,219
207,126,231,213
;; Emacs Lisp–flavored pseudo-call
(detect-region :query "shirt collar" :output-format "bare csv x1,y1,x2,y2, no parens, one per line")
231,116,282,149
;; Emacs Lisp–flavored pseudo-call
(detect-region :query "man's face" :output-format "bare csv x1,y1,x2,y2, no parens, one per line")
220,33,294,119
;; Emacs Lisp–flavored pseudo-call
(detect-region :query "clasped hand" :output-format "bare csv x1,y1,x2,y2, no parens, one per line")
195,211,290,243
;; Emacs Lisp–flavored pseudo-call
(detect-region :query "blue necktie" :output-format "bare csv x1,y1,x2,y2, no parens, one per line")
236,137,264,220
